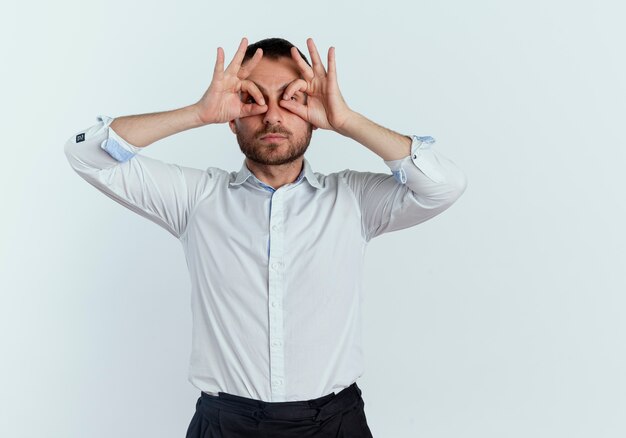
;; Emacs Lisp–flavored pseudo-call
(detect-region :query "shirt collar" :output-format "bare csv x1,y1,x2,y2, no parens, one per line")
229,158,322,190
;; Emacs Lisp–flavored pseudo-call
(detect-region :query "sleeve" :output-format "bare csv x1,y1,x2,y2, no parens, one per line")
63,115,212,239
339,135,468,242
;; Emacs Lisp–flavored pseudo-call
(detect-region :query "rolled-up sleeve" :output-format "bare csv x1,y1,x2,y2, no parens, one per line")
63,115,212,239
339,135,468,242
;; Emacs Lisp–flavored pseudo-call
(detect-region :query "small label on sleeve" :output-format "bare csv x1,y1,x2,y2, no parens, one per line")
76,133,85,143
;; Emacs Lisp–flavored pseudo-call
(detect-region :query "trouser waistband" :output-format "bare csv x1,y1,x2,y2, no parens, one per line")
199,382,363,423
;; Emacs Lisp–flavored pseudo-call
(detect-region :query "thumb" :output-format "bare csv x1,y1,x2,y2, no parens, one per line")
240,103,268,118
279,99,308,121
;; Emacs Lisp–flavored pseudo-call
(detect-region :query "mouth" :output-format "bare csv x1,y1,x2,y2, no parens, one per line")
260,135,287,141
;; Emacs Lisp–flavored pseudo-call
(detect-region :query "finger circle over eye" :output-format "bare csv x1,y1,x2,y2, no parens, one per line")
283,79,308,100
241,79,265,106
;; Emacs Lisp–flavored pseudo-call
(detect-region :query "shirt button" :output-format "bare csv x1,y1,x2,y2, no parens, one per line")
272,225,280,231
271,301,279,308
271,340,282,347
271,262,281,270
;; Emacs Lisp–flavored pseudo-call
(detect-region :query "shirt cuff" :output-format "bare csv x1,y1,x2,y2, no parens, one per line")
96,114,143,162
384,135,444,184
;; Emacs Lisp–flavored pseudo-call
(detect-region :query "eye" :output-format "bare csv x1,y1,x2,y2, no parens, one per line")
241,93,257,104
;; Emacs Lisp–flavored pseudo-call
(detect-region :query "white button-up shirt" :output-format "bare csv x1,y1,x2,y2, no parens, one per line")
64,115,467,402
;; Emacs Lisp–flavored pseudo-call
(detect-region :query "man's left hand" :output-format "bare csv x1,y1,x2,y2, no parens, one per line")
279,38,354,133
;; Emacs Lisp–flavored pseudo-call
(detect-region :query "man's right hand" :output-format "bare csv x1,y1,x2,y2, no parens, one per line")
194,37,268,125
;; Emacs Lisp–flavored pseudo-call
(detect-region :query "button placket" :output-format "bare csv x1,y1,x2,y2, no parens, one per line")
267,189,286,400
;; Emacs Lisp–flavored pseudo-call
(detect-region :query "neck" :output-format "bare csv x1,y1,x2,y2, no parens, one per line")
245,157,304,190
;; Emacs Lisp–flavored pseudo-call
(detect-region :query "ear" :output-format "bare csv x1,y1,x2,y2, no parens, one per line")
228,119,237,134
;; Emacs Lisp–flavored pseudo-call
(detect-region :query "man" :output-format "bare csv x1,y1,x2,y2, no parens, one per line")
64,36,467,438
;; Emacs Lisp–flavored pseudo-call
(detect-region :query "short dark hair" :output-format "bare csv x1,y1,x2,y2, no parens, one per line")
243,37,311,67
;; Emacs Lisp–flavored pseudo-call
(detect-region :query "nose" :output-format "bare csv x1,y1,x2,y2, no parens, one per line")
262,97,286,125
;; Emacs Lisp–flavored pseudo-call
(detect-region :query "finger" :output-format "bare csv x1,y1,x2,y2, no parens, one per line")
213,47,225,76
240,102,268,118
307,38,326,76
327,46,337,81
225,37,248,74
279,99,308,120
282,79,308,101
238,48,263,79
241,79,266,106
290,46,315,81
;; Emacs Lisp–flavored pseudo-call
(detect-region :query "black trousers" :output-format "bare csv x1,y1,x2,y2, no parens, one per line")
185,382,374,437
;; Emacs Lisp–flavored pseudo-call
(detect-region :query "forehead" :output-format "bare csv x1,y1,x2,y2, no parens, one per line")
244,57,303,90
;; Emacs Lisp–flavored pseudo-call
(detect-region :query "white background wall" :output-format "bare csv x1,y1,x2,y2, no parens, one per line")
2,0,625,437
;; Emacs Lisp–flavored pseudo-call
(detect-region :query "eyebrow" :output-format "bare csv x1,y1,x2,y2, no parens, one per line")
252,82,296,95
